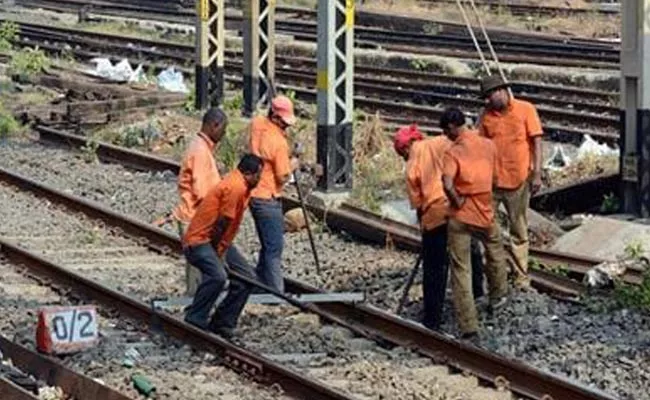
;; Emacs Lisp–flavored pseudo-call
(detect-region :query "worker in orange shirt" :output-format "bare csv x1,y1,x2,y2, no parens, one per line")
154,108,227,296
478,75,543,290
441,107,508,341
393,124,484,331
182,154,263,338
248,95,299,293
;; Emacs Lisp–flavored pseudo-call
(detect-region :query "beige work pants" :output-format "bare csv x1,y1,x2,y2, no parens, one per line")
177,221,202,296
493,179,531,289
448,218,508,334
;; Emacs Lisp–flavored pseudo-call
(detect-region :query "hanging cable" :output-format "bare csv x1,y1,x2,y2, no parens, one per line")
466,0,513,97
454,0,491,75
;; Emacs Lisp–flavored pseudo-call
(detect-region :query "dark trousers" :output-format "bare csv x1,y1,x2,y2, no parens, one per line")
249,197,285,292
421,223,484,330
184,244,254,330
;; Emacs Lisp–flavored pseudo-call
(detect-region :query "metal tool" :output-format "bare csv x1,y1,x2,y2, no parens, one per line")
292,142,321,274
395,253,423,315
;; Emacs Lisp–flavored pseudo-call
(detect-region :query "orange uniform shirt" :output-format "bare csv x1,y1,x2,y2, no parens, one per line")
248,116,291,199
406,137,452,231
443,130,497,229
172,132,221,223
183,169,250,257
478,98,543,190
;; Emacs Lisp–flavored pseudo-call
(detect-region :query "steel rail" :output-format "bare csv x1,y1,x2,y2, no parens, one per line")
20,129,623,400
11,26,619,144
0,238,354,400
0,376,39,400
0,336,131,400
33,125,614,287
422,0,620,16
12,0,621,68
15,21,620,111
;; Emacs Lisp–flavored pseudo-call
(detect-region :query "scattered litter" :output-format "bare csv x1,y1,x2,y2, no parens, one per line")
132,373,156,397
38,386,65,400
544,144,570,171
157,67,188,93
87,58,148,83
122,347,142,368
583,257,649,288
577,135,619,159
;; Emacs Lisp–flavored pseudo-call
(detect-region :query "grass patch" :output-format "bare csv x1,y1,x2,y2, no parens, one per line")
8,47,51,81
613,242,650,311
0,106,21,140
0,21,18,52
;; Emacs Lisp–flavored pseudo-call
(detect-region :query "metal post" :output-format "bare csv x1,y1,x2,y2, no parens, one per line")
620,1,650,216
316,0,355,192
195,0,225,110
243,0,276,116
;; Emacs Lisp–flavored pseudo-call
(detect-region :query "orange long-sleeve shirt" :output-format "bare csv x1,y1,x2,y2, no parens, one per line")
406,137,452,231
172,132,221,223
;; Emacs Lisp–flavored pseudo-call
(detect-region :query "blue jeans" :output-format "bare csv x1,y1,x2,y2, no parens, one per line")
184,244,254,330
249,197,285,292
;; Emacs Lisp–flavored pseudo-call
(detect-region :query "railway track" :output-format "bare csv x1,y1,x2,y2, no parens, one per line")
423,0,620,16
10,0,622,69
0,131,620,400
10,21,621,143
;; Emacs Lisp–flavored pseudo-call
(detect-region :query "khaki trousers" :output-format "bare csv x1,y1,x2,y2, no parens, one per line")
177,221,202,296
448,218,508,334
493,180,531,288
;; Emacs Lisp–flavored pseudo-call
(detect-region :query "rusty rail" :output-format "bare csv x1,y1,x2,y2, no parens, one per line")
0,336,131,400
0,240,354,400
33,126,608,292
24,129,624,399
0,377,39,400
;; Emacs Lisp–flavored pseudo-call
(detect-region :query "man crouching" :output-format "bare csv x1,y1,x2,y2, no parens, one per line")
183,154,263,338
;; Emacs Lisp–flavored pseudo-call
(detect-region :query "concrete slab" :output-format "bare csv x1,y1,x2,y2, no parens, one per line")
551,216,650,260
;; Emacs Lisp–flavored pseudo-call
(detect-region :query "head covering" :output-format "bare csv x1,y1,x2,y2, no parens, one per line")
480,75,511,98
271,95,296,126
393,124,424,154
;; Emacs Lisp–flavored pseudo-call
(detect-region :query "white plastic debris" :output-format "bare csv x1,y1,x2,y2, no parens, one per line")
577,135,619,160
583,257,648,288
380,200,418,226
157,67,188,93
544,144,571,171
87,58,148,83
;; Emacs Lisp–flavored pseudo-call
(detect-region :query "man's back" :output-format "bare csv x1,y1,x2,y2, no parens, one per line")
248,115,290,199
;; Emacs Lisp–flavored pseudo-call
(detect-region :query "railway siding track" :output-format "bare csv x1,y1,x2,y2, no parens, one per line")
8,20,620,144
10,0,622,69
9,126,622,400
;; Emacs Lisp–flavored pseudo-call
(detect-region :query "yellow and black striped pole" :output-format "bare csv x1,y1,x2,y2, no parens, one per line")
316,0,355,191
195,0,225,110
243,0,276,116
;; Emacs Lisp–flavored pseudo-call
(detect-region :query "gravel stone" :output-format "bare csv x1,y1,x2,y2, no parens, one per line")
0,137,645,399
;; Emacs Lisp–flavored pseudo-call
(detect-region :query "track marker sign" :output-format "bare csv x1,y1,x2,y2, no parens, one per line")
36,305,99,355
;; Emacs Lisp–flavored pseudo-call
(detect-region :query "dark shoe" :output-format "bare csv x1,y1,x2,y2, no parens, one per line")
184,316,208,331
212,326,235,340
460,332,480,346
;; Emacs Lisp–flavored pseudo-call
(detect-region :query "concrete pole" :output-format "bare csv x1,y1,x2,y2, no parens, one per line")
195,0,225,109
243,0,276,116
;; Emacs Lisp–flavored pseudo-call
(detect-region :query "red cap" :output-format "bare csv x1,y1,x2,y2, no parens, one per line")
271,95,296,126
393,124,424,154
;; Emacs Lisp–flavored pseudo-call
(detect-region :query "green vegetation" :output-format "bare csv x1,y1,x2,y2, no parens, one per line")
0,106,20,140
613,242,650,311
80,138,100,164
600,192,620,214
0,21,18,52
8,47,51,81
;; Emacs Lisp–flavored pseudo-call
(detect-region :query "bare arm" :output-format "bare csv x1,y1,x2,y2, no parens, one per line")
442,175,465,209
210,216,232,249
